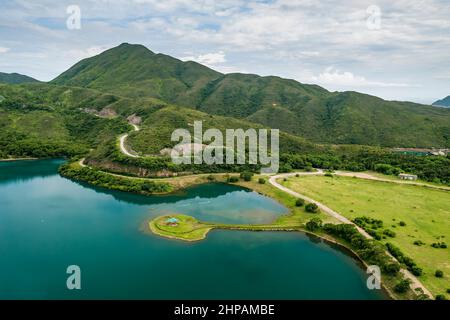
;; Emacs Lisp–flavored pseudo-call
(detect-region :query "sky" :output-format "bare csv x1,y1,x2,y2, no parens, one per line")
1,0,449,104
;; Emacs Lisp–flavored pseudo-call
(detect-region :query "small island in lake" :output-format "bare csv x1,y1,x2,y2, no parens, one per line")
149,214,214,241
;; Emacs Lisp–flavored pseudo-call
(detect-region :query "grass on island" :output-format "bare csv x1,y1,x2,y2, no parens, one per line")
281,174,450,298
149,213,306,242
149,214,214,241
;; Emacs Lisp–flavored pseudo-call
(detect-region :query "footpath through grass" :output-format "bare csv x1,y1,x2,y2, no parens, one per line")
282,174,450,298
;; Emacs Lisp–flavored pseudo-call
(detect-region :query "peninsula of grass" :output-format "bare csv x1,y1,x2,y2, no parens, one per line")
149,214,304,242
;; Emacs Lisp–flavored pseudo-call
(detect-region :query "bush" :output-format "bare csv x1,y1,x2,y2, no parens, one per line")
410,266,423,276
383,229,396,238
382,263,401,275
324,172,333,177
394,279,411,293
353,216,383,229
447,288,450,294
367,229,382,240
413,240,425,246
431,242,447,249
305,203,319,213
258,178,266,184
227,176,239,183
435,270,444,278
207,174,215,181
306,218,323,231
399,221,407,227
435,295,447,300
295,198,305,207
240,171,254,181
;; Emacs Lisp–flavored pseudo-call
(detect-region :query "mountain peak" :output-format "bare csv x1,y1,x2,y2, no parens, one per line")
433,95,450,108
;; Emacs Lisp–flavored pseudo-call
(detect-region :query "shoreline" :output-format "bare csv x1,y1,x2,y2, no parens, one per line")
1,159,429,299
58,161,431,299
148,214,394,300
0,157,39,162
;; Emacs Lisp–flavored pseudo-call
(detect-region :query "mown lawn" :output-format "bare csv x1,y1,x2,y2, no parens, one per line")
282,175,450,298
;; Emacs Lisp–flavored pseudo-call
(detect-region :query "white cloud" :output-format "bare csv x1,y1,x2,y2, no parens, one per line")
0,47,10,53
65,46,109,60
182,51,226,66
312,67,420,88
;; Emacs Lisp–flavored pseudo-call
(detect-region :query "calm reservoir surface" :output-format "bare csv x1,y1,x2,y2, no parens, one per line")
0,160,385,299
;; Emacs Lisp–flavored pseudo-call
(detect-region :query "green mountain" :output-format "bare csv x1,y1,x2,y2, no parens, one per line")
51,43,450,148
0,72,39,84
433,96,450,108
0,82,317,160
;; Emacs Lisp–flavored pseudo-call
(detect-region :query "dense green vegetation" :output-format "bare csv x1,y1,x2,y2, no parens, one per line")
280,150,450,184
52,43,450,148
59,162,172,194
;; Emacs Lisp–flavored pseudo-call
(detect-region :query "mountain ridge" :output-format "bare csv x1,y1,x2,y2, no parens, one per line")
0,72,39,84
47,43,450,148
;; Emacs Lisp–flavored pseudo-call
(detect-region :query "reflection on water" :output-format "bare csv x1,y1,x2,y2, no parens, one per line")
0,159,65,184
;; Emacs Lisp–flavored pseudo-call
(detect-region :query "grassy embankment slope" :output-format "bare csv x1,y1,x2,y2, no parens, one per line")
281,175,450,297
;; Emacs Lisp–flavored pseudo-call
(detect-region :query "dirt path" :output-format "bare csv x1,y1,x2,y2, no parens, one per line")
336,171,450,191
269,170,433,298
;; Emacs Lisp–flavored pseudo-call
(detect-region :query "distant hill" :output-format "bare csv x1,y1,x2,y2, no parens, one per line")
51,43,450,148
433,96,450,108
0,72,38,84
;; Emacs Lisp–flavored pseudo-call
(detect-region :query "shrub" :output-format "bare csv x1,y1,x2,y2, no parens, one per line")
413,240,425,246
435,270,444,278
383,229,396,238
305,203,319,213
435,295,447,300
295,174,300,177
324,172,333,177
399,221,407,227
394,279,411,293
240,171,254,181
382,263,401,275
447,288,450,294
431,242,447,249
367,229,382,240
227,176,239,183
295,198,305,207
410,266,423,276
306,218,323,231
207,174,215,181
353,216,383,229
258,178,266,184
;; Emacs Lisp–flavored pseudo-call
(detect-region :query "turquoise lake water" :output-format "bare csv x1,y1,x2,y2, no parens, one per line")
0,159,385,299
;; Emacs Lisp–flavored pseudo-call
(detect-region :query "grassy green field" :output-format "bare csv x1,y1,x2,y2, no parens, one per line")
282,175,450,297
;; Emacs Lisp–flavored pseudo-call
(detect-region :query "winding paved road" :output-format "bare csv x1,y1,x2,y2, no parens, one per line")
119,123,140,158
